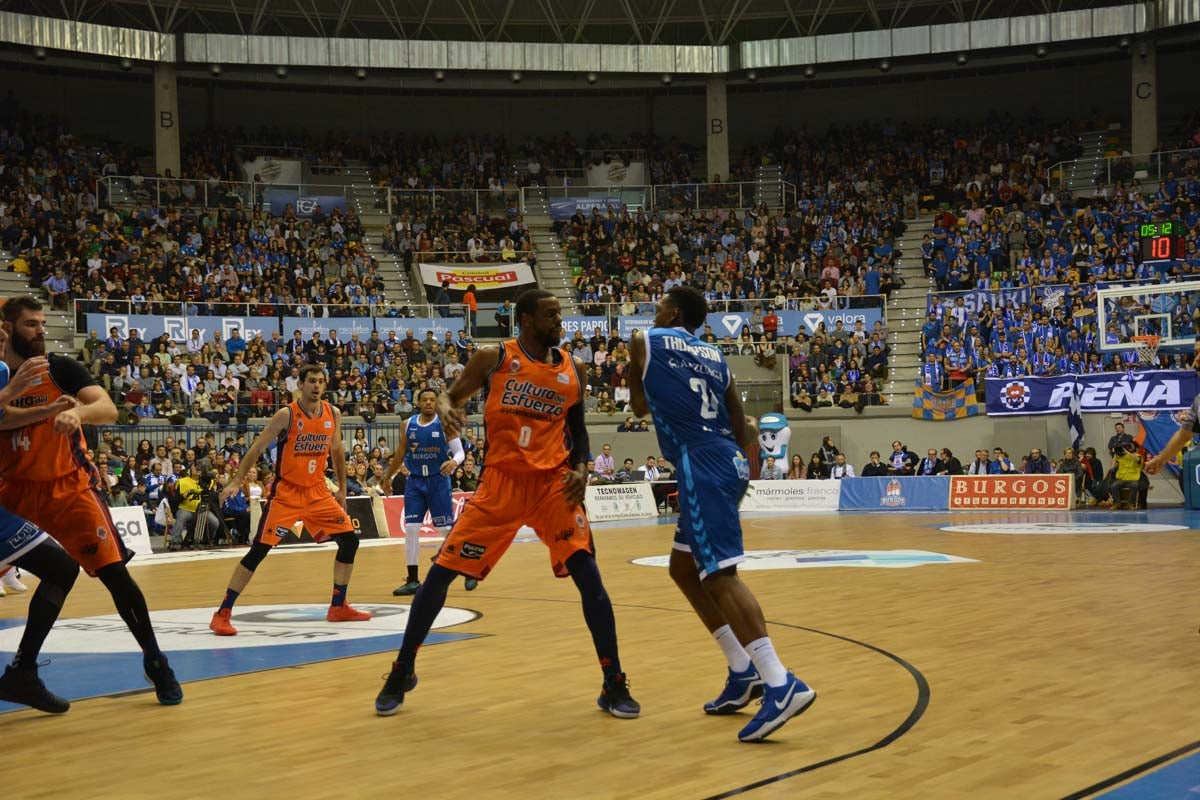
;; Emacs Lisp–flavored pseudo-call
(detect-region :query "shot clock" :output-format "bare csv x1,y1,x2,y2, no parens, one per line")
1139,222,1185,261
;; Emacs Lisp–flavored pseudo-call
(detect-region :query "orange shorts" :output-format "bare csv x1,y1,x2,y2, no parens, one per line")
0,477,128,576
436,466,594,581
255,481,352,547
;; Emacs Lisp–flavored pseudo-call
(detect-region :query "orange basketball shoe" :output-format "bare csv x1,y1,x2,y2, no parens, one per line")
209,608,237,636
327,604,372,622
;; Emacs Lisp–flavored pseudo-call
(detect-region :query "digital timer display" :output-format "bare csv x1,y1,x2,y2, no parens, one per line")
1139,222,1177,238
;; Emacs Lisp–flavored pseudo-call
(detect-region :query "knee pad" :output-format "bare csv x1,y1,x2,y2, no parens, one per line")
334,532,359,564
239,542,272,572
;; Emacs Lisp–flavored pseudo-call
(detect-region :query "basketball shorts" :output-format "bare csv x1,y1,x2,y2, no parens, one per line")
0,505,49,569
404,475,454,528
0,477,129,576
435,466,594,581
671,442,750,579
255,481,352,547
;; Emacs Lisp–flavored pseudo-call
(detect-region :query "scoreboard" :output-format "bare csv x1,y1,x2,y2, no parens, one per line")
1139,222,1185,262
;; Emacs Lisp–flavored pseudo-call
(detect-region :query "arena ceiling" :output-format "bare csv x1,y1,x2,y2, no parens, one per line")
1,0,1135,44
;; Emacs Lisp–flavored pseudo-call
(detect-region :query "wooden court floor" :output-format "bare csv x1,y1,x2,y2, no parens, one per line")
0,510,1197,800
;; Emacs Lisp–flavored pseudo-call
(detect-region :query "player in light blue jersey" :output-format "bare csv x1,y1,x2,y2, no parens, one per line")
0,336,89,713
629,286,816,743
385,389,475,595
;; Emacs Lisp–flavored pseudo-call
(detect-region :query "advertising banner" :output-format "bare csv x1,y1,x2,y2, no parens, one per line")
108,505,155,556
263,188,347,216
703,309,884,339
837,477,951,511
740,480,841,512
948,475,1073,510
345,497,381,539
986,371,1200,415
419,263,535,291
277,316,376,343
382,492,474,539
616,316,657,340
560,316,609,342
585,163,646,187
373,316,465,339
584,483,659,522
88,313,276,343
549,196,621,221
912,379,980,420
240,157,302,185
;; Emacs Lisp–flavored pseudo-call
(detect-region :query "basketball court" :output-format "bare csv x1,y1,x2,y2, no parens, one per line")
0,508,1195,799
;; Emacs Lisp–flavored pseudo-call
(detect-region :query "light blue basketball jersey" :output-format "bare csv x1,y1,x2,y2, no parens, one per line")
404,415,451,478
642,327,734,462
0,361,8,391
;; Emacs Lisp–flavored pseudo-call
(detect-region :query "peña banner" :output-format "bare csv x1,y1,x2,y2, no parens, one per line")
985,370,1200,415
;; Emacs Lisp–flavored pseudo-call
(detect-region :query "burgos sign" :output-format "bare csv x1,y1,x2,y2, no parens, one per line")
949,475,1073,509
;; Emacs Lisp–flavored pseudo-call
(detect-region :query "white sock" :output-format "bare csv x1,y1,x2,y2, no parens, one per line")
404,523,422,567
746,637,789,688
712,624,752,672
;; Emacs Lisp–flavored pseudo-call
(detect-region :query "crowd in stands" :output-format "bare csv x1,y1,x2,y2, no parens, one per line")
380,203,534,267
917,143,1200,387
81,323,481,423
371,130,700,194
765,427,1150,508
89,417,489,547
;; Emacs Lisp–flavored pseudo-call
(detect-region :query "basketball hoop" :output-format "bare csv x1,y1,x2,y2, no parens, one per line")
1131,334,1161,366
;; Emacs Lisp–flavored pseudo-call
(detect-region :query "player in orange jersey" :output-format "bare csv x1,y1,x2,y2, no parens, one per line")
209,364,372,635
375,289,639,719
0,296,182,705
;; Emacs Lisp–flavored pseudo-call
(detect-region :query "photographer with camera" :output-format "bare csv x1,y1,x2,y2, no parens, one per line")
1109,442,1145,509
168,464,222,550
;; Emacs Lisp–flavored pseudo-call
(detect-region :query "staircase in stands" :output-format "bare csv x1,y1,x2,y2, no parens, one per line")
520,186,577,313
337,162,421,313
883,214,936,405
0,250,75,355
754,165,783,208
1057,128,1118,198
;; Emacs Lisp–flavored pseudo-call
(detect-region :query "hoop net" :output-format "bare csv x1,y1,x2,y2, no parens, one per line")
1131,334,1161,366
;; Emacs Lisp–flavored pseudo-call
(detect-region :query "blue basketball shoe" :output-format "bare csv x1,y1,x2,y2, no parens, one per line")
704,666,765,715
596,672,641,719
375,662,419,716
737,673,816,742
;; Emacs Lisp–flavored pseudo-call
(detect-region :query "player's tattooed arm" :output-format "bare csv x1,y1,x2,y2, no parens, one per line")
626,330,650,418
562,356,590,506
724,376,754,451
438,345,501,436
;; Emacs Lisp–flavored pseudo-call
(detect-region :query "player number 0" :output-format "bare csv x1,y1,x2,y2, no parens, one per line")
518,425,532,447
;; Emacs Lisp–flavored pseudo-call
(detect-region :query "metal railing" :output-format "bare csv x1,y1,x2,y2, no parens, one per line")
384,187,523,216
96,419,482,454
1050,146,1200,192
98,175,355,211
519,180,799,214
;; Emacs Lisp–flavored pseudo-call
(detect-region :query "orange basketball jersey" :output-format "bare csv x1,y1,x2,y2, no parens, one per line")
275,399,336,488
484,340,581,472
0,355,97,488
